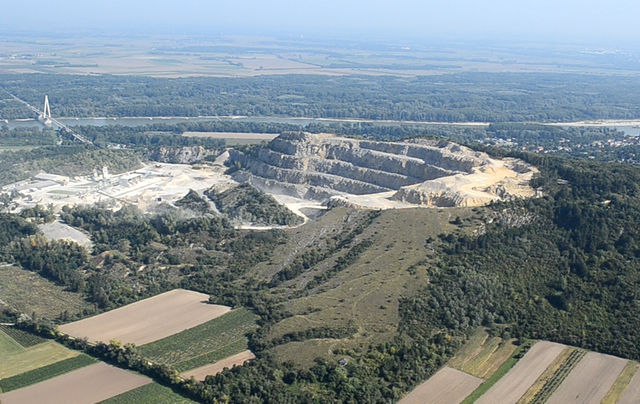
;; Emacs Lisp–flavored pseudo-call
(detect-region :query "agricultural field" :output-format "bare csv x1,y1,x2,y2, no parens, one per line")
59,289,230,345
0,324,94,393
545,352,628,404
138,308,257,372
98,383,199,404
397,367,482,404
181,350,256,381
618,364,640,404
0,341,82,380
0,265,88,319
0,362,152,404
402,332,640,404
475,341,566,404
0,355,97,392
448,328,518,379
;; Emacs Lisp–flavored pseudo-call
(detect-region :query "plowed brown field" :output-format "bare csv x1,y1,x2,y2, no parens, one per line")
181,350,256,380
0,362,151,404
475,341,566,404
546,352,627,404
398,367,483,404
618,365,640,404
59,289,230,345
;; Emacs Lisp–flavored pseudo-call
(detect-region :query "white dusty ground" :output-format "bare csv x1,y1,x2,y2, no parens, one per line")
39,221,94,249
4,163,236,214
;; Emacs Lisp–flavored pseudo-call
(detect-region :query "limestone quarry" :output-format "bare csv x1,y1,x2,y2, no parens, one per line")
229,132,538,209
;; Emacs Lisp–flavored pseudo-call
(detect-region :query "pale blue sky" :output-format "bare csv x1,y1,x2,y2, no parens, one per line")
2,0,638,44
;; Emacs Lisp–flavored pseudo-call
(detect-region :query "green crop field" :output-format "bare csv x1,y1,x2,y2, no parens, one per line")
0,354,97,393
0,325,46,348
0,341,80,380
138,308,257,371
97,383,200,404
0,329,23,357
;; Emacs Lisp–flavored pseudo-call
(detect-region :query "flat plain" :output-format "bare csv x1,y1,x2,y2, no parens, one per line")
545,352,628,404
397,367,483,404
475,341,566,404
181,350,256,381
59,289,230,345
0,362,151,404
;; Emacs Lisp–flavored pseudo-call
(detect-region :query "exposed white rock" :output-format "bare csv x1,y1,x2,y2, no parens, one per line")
229,132,538,209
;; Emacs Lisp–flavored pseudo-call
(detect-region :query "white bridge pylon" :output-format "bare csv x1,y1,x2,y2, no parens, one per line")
43,95,51,119
38,95,52,126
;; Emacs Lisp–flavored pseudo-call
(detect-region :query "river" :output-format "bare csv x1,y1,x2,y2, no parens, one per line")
2,116,640,136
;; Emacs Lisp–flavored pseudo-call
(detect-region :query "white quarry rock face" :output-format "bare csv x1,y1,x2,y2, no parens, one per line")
229,132,538,209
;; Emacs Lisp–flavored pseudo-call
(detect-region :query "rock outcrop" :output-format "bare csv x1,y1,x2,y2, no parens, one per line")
228,132,537,208
149,146,214,164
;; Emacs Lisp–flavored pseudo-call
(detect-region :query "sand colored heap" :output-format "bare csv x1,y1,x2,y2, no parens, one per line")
229,132,538,208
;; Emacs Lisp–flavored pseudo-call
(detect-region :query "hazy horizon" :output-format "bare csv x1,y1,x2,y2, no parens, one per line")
2,0,639,47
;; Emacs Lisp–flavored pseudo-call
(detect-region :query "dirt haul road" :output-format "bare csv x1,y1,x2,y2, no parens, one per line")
59,289,230,345
398,367,483,404
0,362,151,404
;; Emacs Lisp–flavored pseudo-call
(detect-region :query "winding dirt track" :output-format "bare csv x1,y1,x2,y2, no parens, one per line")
59,289,230,345
0,362,151,404
398,367,483,404
546,352,628,404
475,341,566,404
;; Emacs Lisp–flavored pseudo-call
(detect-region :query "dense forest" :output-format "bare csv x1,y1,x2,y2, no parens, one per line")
2,73,640,122
205,183,304,226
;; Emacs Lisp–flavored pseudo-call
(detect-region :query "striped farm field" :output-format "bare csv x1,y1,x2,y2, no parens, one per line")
448,328,517,379
0,341,81,380
139,308,257,372
0,328,23,357
181,350,256,381
545,352,627,404
59,289,231,345
618,362,640,404
97,383,199,404
475,341,566,404
397,367,482,404
604,361,640,404
0,362,151,404
0,354,97,393
0,326,46,348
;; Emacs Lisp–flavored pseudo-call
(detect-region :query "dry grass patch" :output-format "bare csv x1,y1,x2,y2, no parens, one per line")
448,328,517,379
0,265,87,319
